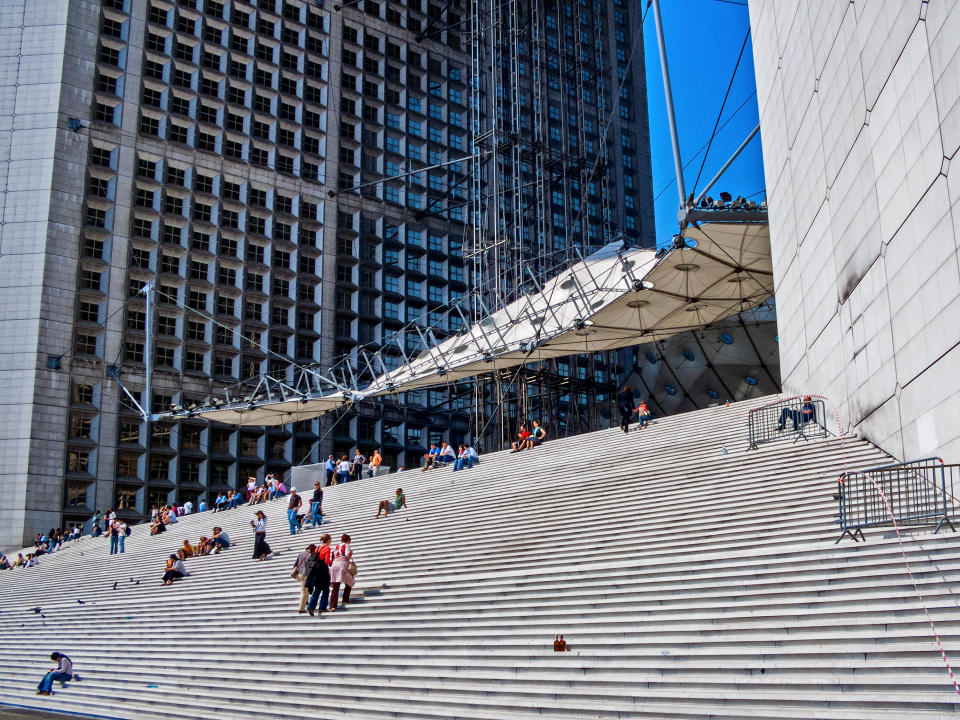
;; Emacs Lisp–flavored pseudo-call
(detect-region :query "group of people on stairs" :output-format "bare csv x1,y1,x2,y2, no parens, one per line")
291,534,356,615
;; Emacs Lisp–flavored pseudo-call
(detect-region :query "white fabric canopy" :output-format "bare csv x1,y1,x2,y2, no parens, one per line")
185,222,770,425
360,222,772,397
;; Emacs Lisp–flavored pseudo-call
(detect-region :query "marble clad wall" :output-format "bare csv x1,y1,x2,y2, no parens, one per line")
749,0,960,462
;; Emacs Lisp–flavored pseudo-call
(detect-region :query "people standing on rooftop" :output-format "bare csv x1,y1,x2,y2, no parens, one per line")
117,520,127,553
108,520,120,555
251,510,271,561
368,449,383,478
329,534,355,611
161,554,185,586
287,488,303,535
308,481,324,528
306,534,333,615
337,455,352,484
351,450,366,483
617,385,634,434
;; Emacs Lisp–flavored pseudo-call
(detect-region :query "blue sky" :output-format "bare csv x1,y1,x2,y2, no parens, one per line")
640,0,765,246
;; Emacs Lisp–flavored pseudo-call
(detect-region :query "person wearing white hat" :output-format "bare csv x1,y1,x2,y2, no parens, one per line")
287,487,302,535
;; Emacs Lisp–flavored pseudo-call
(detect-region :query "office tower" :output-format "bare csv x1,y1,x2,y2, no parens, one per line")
0,0,654,549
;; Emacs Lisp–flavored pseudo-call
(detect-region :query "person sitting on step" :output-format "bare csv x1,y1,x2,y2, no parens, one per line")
178,539,195,560
777,396,816,431
421,443,441,471
36,652,76,695
511,424,531,453
524,421,547,449
211,526,230,553
161,554,185,586
375,488,408,518
439,441,457,465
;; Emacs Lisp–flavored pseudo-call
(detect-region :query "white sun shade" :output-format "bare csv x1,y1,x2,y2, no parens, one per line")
183,222,770,425
360,222,772,397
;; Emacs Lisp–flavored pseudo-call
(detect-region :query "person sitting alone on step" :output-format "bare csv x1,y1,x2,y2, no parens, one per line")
777,396,816,431
161,554,185,586
36,652,77,695
511,424,531,453
375,488,408,518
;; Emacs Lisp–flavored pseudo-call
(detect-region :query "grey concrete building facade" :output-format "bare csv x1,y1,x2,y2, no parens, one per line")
0,0,655,549
749,1,960,462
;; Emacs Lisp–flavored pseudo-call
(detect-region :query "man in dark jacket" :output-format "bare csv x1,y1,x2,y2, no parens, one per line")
617,385,634,433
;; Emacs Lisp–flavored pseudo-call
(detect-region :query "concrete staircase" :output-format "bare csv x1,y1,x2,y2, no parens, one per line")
2,397,960,719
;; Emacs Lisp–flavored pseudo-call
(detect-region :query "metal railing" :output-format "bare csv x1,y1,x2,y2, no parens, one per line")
747,397,827,450
836,458,958,543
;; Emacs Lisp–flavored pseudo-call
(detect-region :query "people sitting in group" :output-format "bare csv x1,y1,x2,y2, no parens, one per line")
0,553,9,570
26,553,39,567
778,396,816,431
511,424,531,452
198,498,207,513
215,492,228,512
634,400,652,429
14,553,26,568
161,554,185,586
421,443,441,471
150,515,166,536
375,488,407,518
453,444,479,471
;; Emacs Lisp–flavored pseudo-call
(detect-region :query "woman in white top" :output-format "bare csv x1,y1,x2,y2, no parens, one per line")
250,510,271,560
329,534,355,610
337,456,352,485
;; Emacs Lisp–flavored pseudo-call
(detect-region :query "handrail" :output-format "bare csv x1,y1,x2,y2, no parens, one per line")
836,457,957,542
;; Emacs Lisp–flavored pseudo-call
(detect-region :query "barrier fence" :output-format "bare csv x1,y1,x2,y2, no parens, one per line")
747,396,827,450
836,457,958,543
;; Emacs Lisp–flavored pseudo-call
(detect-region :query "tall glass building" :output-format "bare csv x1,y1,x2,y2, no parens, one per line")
0,0,654,549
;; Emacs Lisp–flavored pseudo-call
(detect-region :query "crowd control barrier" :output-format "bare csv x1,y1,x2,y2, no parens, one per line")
747,396,827,450
836,458,958,543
